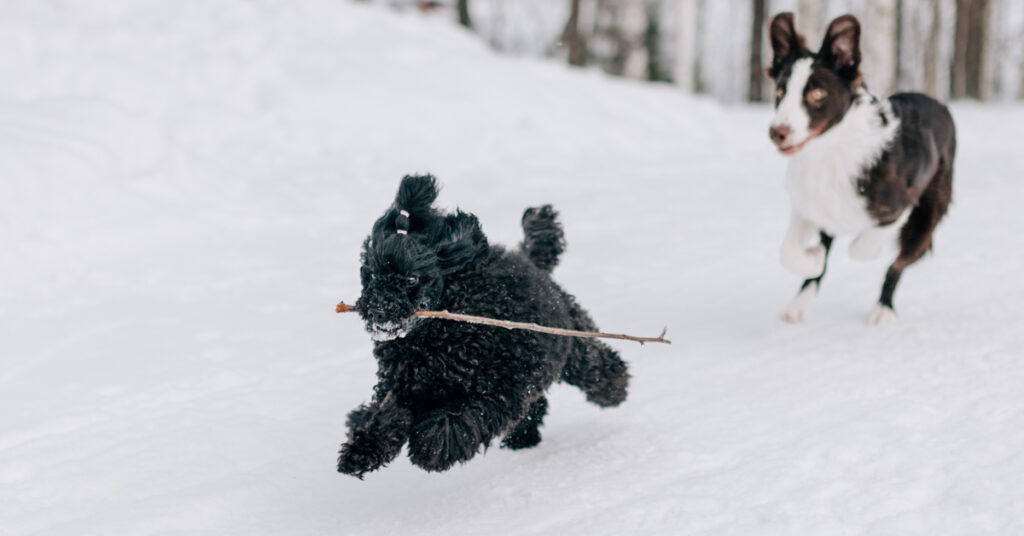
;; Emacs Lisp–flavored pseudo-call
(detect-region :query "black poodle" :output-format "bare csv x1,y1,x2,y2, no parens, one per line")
337,175,630,477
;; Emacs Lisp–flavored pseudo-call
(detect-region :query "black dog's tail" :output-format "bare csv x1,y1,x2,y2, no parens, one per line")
520,205,565,273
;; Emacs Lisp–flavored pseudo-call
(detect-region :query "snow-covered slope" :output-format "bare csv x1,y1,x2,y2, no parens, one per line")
3,2,1024,534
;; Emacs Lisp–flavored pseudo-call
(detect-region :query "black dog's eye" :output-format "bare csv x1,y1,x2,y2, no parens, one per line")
407,275,419,287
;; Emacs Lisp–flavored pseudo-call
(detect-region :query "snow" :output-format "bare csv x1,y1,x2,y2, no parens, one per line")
4,1,1024,534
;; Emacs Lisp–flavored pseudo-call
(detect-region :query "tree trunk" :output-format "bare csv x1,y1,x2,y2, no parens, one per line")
895,0,903,90
645,1,665,81
749,0,766,101
562,0,587,67
619,0,649,79
1020,58,1024,99
674,0,698,92
925,0,942,97
797,0,826,44
864,0,899,94
1021,32,1024,99
953,0,990,99
457,0,472,29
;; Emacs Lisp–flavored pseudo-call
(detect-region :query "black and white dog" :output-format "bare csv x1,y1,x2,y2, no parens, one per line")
767,13,955,324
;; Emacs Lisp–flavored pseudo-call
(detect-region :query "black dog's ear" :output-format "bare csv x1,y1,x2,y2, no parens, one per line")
437,211,487,274
768,12,807,78
819,14,861,79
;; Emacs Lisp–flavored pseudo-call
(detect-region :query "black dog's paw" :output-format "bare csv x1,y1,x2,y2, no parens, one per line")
500,426,541,450
521,204,565,273
521,204,555,225
337,441,381,479
585,371,629,408
407,409,484,472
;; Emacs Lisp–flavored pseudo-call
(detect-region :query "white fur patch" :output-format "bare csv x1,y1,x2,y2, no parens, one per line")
368,320,411,341
848,226,887,260
867,304,898,325
781,243,826,278
772,58,814,147
780,212,826,277
783,89,900,236
848,209,910,260
781,281,818,324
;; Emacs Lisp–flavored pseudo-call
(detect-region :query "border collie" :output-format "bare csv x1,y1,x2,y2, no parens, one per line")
767,12,955,324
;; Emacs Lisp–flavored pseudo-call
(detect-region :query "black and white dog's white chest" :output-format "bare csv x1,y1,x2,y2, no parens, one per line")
783,93,900,235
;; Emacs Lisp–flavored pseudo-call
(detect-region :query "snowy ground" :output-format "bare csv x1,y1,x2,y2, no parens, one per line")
4,2,1024,535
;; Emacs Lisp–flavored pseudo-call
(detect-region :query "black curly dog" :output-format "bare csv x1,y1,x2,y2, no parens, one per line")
337,175,630,477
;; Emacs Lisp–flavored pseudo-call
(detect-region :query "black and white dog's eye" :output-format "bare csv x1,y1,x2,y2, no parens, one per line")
806,88,828,105
407,275,419,287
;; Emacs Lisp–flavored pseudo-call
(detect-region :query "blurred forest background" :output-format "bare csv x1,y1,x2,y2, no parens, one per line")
360,0,1024,103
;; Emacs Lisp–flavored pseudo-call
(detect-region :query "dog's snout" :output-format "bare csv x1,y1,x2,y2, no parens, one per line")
769,125,791,146
368,308,387,324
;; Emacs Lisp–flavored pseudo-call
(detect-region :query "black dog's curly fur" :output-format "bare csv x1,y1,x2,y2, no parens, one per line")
337,175,630,477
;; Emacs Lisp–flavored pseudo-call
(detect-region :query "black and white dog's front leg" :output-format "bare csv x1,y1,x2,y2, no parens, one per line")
781,229,834,324
780,212,827,278
338,391,413,478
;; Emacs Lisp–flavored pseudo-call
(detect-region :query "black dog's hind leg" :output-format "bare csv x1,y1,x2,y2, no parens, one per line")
501,396,549,450
338,392,413,478
781,232,834,323
557,293,629,407
561,339,629,408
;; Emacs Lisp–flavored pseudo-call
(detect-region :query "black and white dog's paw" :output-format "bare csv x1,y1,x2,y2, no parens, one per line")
867,304,898,325
780,281,819,324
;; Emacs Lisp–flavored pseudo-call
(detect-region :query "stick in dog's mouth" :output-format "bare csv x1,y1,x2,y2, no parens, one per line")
335,301,671,346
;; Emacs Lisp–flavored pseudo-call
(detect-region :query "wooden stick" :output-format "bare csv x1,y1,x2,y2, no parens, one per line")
335,301,670,345
336,302,358,313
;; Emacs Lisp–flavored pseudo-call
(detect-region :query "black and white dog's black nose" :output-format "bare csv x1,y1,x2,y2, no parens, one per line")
769,125,791,146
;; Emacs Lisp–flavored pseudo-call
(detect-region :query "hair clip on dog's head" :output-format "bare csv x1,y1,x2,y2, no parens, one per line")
396,209,410,235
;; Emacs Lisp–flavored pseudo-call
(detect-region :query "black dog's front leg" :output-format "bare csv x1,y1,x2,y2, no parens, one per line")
406,396,515,472
337,392,413,478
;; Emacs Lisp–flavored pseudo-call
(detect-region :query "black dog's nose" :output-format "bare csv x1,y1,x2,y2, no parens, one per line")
769,125,791,146
366,308,387,324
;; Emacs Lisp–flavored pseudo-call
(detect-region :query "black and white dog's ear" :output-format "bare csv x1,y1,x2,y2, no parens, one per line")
819,14,861,78
768,12,806,78
437,211,487,274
